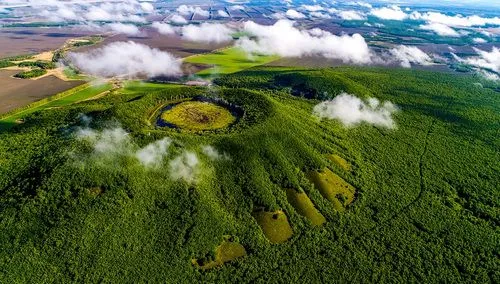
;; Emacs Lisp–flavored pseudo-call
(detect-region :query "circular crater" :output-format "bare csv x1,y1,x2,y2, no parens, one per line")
156,96,243,131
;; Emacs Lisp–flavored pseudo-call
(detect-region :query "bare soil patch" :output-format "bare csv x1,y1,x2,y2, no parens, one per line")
0,70,84,114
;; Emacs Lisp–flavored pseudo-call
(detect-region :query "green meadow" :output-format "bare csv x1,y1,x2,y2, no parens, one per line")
183,47,279,77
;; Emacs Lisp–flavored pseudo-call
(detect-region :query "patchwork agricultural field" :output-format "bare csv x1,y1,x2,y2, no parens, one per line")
184,47,279,77
0,66,498,282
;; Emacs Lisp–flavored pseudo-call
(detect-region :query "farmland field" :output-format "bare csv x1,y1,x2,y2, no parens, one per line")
184,47,279,76
0,82,112,131
0,70,85,114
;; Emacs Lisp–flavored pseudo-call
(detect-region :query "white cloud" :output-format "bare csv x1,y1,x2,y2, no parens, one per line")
310,11,332,19
152,22,176,35
106,23,140,35
140,2,154,13
301,4,324,12
479,70,499,81
337,10,366,20
270,12,286,19
229,5,245,11
420,23,459,37
201,145,229,161
458,47,500,73
68,41,182,79
313,93,398,128
371,5,408,21
31,0,154,23
410,11,500,27
218,9,230,17
286,9,306,19
76,127,131,157
135,138,172,168
236,20,375,65
181,23,234,43
176,4,209,17
169,151,200,184
389,45,433,68
170,14,188,24
347,1,372,9
473,37,487,44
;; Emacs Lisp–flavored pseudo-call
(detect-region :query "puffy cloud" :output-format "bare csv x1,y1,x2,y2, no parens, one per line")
370,5,408,21
346,1,372,9
270,12,286,20
236,20,375,64
313,93,398,128
479,70,499,81
301,4,324,12
457,47,500,73
106,23,140,35
389,45,433,68
169,151,200,184
140,2,154,13
229,5,245,11
181,23,234,43
170,14,188,24
176,5,209,17
410,11,500,27
419,23,460,37
68,41,182,79
27,0,154,23
76,127,131,157
473,37,487,44
135,138,172,168
218,10,230,17
310,11,332,19
152,22,176,35
286,9,306,19
201,145,229,161
337,10,366,20
74,125,205,178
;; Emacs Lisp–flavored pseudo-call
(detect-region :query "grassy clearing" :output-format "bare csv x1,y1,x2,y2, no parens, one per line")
253,210,293,243
183,47,279,77
327,154,351,171
121,80,183,95
285,188,326,226
307,169,356,211
160,101,236,131
193,238,247,270
0,83,112,131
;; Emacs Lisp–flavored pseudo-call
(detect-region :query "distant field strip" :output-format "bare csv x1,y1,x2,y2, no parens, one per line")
184,47,279,76
0,82,112,130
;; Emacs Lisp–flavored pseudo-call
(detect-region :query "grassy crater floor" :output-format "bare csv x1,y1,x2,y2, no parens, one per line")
159,101,236,131
0,67,498,283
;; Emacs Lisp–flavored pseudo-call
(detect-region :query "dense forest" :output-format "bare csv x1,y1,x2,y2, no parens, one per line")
0,67,498,282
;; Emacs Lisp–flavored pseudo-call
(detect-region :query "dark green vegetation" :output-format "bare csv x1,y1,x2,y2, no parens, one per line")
0,55,34,68
0,59,15,68
13,68,47,79
18,60,56,70
0,67,499,282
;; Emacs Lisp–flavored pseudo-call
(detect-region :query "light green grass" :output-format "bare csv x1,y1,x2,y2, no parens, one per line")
184,47,279,77
0,83,112,130
253,210,293,243
121,81,183,95
285,188,326,226
160,101,236,131
307,169,356,211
